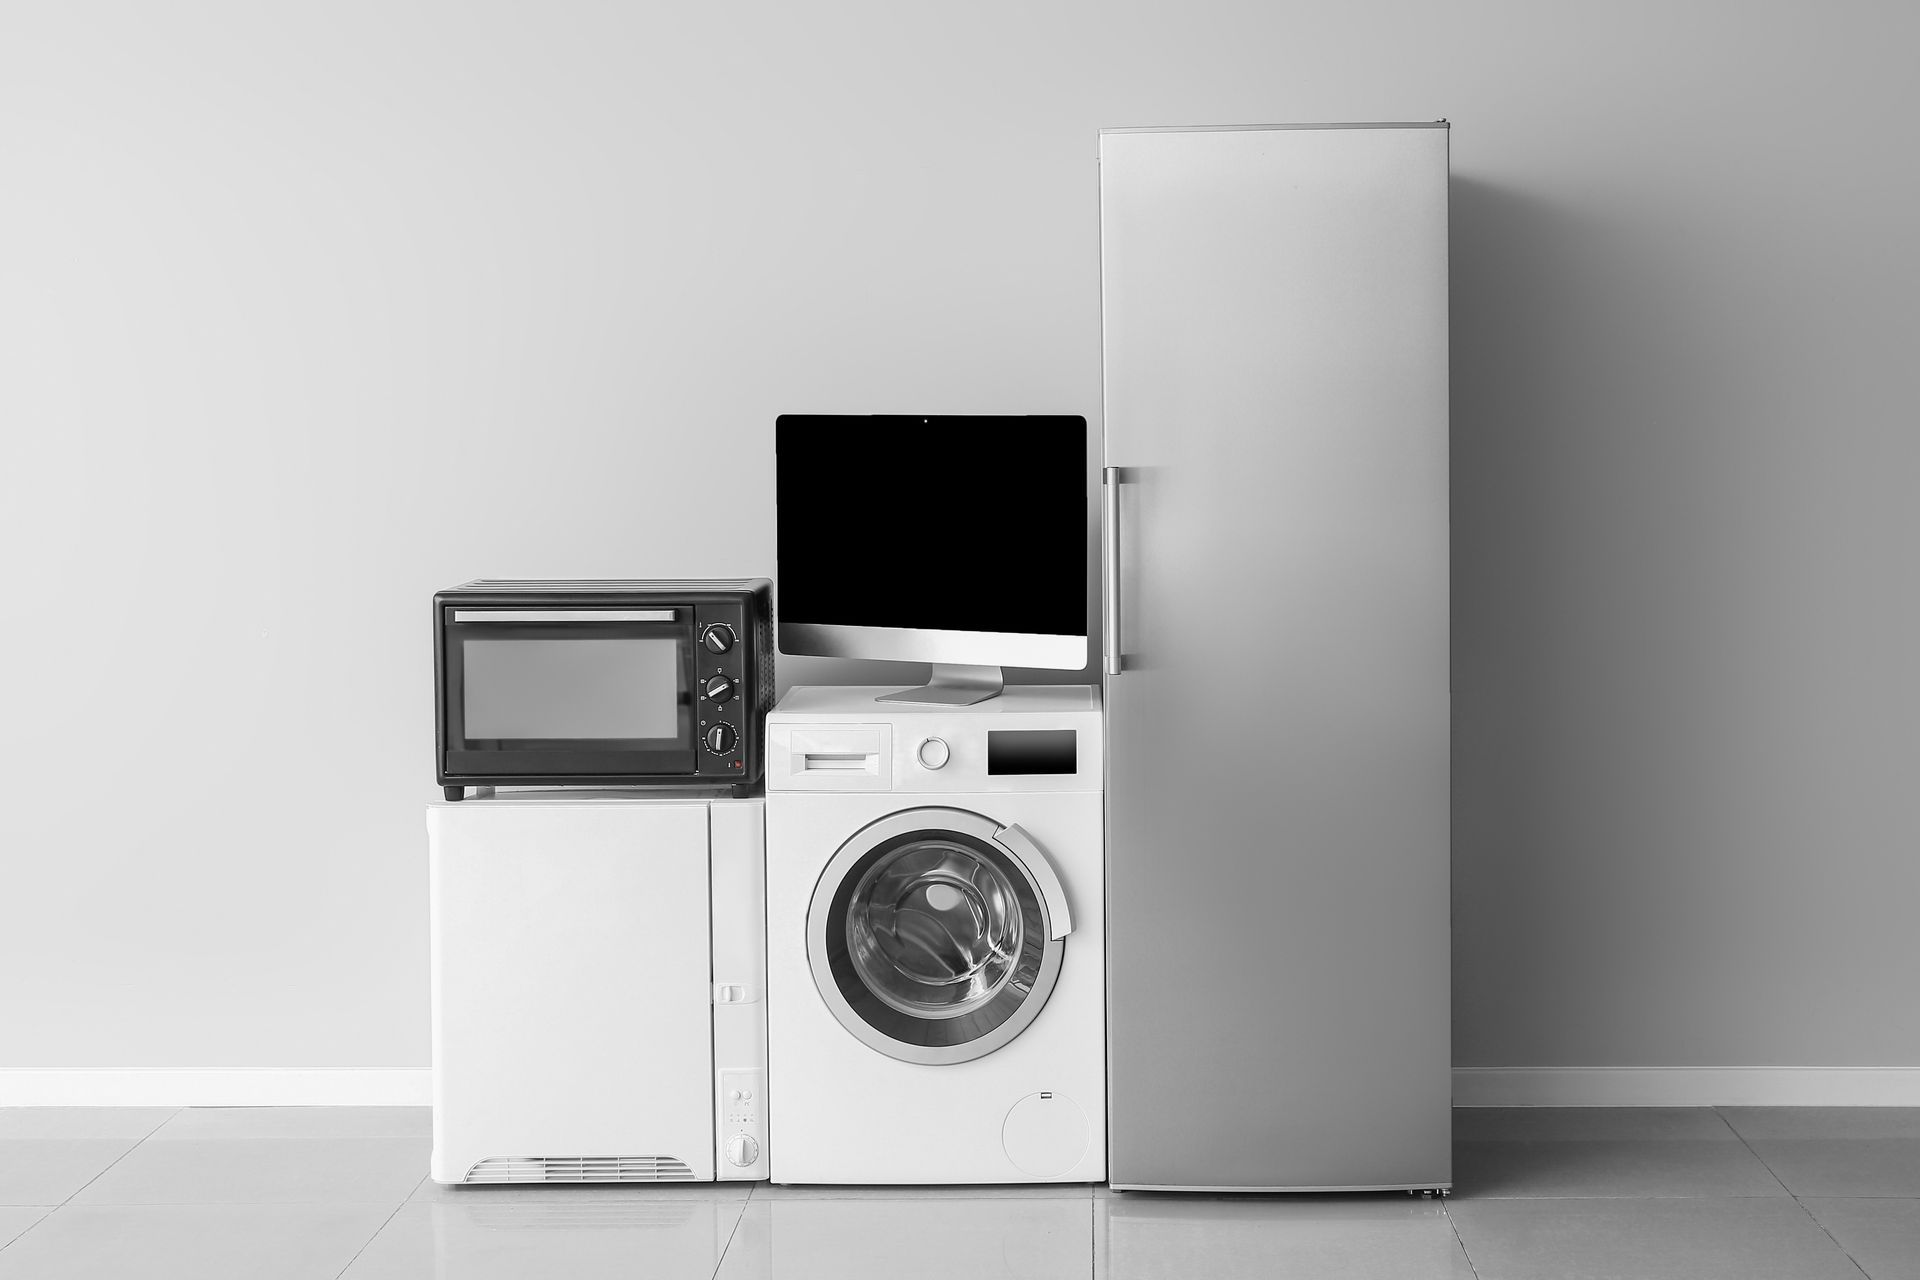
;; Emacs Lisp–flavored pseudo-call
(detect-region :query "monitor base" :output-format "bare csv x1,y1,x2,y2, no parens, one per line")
875,664,1005,706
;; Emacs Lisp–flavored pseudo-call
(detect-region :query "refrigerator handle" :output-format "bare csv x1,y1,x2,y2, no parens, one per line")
1103,466,1122,676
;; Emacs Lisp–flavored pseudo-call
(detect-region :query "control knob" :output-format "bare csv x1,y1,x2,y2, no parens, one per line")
703,674,737,704
706,723,738,754
725,1134,760,1167
700,623,736,654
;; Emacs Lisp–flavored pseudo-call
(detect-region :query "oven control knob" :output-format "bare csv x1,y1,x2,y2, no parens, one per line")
700,623,736,654
917,737,951,770
725,1134,760,1167
706,723,738,754
703,675,737,704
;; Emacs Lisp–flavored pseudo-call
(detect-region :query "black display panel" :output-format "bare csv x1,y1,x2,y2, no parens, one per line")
775,415,1087,637
987,729,1078,776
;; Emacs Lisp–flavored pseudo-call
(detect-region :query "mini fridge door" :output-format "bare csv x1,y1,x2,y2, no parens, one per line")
429,798,715,1182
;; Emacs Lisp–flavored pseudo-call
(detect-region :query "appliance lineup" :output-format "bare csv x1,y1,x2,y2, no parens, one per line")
426,121,1451,1195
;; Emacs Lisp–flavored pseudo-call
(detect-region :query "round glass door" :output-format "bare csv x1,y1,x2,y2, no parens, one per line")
808,808,1072,1066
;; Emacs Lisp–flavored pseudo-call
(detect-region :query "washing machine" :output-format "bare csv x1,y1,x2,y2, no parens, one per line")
765,685,1105,1184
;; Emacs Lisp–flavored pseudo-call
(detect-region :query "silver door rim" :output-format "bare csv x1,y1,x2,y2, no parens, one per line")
807,807,1071,1066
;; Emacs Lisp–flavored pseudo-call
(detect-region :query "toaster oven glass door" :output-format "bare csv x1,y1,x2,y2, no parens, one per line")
442,610,696,779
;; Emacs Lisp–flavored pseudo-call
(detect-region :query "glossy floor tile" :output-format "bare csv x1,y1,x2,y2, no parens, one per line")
150,1105,431,1141
1098,1195,1471,1280
342,1197,744,1279
69,1136,429,1204
1722,1108,1920,1141
0,1208,51,1250
1452,1136,1788,1198
1737,1139,1920,1198
1448,1197,1864,1280
1802,1197,1920,1280
1723,1108,1920,1195
0,1203,396,1280
2,1106,1919,1277
1451,1104,1787,1199
715,1193,1092,1279
0,1140,141,1205
0,1108,175,1140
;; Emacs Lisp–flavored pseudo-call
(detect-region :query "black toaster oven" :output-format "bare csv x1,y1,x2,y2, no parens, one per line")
433,579,773,799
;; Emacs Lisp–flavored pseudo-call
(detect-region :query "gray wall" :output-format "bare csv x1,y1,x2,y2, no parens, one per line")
1,1,1914,1080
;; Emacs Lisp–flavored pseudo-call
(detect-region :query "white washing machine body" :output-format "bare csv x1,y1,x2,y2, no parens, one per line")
766,685,1105,1184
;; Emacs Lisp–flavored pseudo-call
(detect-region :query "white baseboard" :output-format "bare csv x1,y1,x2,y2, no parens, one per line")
1455,1067,1920,1107
0,1069,431,1107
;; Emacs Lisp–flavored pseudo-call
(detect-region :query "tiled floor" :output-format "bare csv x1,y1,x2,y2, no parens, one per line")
0,1106,1915,1277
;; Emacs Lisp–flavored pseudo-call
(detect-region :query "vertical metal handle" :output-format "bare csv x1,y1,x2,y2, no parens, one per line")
1103,466,1122,676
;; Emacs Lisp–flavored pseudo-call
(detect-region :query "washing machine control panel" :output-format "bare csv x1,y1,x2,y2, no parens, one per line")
766,688,1103,793
718,1067,766,1176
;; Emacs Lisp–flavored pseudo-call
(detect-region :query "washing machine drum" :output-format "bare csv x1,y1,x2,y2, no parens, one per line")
808,807,1075,1066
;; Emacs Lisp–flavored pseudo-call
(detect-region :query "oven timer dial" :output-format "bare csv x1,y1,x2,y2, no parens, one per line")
706,722,738,754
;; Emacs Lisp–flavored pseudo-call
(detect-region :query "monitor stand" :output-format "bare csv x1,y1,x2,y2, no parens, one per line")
875,664,1004,706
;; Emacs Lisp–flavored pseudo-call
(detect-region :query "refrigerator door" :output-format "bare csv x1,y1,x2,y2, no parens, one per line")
1100,124,1451,1190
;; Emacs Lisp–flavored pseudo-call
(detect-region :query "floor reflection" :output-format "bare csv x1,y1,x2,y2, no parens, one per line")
1097,1193,1469,1280
342,1193,741,1278
717,1193,1093,1280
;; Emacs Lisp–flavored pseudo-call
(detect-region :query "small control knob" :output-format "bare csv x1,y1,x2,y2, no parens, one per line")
725,1134,760,1167
703,674,737,704
917,737,951,770
700,623,736,654
706,723,738,754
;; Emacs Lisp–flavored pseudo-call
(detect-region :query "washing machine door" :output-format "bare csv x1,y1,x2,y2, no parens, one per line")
808,806,1075,1066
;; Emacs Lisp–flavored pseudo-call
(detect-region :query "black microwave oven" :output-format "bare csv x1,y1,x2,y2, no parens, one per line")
433,579,773,799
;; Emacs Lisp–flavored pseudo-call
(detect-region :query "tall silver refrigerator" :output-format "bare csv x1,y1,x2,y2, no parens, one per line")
1100,123,1451,1192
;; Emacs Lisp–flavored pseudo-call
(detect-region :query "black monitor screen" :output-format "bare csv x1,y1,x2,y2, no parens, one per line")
775,415,1087,637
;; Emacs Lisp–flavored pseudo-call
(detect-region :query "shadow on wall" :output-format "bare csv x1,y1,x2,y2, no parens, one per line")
1448,173,1708,1065
1451,173,1587,1067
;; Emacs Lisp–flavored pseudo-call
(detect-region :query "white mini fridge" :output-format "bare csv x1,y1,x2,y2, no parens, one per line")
427,791,767,1183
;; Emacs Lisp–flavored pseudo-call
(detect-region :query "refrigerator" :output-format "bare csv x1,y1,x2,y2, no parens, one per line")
1100,123,1451,1191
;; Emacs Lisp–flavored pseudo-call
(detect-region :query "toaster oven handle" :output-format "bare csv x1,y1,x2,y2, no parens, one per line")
1102,466,1123,677
450,609,678,623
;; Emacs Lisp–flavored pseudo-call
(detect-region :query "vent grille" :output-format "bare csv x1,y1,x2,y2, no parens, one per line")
755,600,776,720
751,595,776,781
464,1155,696,1183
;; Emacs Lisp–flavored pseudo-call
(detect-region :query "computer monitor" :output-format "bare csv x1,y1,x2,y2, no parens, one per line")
775,414,1088,705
